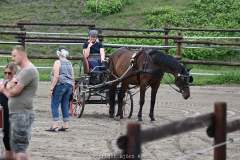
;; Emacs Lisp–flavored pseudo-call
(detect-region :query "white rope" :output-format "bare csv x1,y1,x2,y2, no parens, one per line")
26,32,87,36
183,36,240,39
0,41,20,44
0,55,12,58
173,137,240,160
190,73,221,76
181,46,240,50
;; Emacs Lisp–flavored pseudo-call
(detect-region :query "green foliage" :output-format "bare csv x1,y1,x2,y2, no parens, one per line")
0,0,9,3
83,0,135,15
144,0,240,60
84,0,122,15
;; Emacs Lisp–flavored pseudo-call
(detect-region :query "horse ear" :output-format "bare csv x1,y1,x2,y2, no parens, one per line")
187,67,193,72
189,76,193,83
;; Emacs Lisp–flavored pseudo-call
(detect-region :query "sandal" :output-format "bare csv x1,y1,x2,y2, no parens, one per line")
46,127,58,132
58,126,69,132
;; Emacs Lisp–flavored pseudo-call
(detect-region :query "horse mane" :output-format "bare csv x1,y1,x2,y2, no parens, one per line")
148,49,185,73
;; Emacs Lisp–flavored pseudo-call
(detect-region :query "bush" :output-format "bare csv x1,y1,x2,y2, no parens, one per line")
84,0,122,15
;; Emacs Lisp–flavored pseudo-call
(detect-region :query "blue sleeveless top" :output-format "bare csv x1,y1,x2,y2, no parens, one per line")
51,60,73,86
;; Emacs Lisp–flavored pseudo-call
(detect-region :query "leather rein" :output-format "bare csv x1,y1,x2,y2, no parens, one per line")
131,49,190,94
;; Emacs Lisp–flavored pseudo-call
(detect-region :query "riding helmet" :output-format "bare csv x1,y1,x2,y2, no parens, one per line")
89,30,98,37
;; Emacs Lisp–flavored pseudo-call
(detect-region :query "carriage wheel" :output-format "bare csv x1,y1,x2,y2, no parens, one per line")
114,90,133,118
69,85,85,118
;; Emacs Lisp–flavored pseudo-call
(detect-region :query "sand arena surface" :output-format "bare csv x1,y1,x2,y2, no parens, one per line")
29,82,240,160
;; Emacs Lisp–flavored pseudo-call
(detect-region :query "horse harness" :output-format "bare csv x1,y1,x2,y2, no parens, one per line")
108,47,192,94
130,48,160,84
131,48,192,94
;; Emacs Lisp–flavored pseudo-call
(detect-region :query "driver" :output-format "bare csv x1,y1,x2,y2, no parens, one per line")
83,30,105,72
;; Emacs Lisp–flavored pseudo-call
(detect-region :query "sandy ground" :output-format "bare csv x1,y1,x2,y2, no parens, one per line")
28,82,240,160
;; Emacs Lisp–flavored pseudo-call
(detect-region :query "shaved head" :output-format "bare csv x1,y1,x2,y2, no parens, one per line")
12,45,26,54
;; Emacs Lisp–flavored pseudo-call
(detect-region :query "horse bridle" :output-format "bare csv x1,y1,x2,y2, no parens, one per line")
175,73,191,93
140,49,191,94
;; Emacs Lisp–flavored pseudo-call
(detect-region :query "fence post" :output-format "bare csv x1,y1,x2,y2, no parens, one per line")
164,23,169,54
177,32,182,59
126,123,141,160
18,20,26,48
98,29,103,42
214,102,226,160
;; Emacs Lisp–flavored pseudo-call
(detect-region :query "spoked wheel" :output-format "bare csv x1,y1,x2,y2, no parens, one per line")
69,85,85,118
114,90,133,118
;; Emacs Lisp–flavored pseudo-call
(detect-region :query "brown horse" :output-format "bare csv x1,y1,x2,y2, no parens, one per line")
108,47,193,121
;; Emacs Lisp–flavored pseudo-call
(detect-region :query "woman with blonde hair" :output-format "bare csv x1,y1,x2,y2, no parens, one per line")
83,30,105,71
0,62,19,158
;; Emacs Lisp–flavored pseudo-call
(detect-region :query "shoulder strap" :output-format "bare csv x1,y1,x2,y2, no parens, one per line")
4,81,8,88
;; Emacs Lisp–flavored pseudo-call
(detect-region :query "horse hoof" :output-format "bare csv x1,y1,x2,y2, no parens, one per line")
150,120,157,123
109,115,114,118
150,118,156,122
137,121,144,124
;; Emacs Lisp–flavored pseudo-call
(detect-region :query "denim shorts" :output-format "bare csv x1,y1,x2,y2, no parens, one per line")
9,113,35,153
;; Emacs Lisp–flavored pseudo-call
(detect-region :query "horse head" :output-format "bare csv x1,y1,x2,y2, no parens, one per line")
175,67,193,99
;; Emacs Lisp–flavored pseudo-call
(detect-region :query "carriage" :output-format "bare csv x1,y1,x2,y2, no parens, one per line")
69,56,134,118
69,47,193,121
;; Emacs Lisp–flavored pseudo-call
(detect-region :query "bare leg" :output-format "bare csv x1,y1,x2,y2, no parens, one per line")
15,149,29,160
53,120,58,128
5,150,14,158
25,149,29,160
63,121,69,128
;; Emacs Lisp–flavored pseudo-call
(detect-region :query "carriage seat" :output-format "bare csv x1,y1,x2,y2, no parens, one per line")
83,57,108,74
82,57,108,85
83,57,91,75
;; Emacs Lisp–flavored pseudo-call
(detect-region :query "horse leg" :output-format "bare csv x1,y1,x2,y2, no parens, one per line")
149,82,160,122
109,83,117,118
137,84,147,122
117,83,129,119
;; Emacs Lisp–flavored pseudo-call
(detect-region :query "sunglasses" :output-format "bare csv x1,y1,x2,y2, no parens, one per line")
4,72,12,75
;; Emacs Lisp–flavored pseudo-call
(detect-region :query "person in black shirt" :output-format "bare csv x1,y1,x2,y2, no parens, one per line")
83,30,106,72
